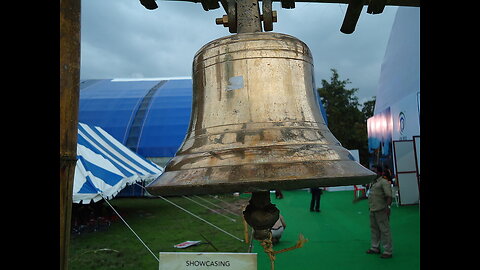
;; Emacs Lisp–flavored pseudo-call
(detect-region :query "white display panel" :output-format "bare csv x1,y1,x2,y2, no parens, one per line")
393,140,417,172
393,140,419,205
397,173,419,205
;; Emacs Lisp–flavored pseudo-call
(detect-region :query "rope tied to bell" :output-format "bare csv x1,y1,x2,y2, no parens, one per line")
259,231,308,270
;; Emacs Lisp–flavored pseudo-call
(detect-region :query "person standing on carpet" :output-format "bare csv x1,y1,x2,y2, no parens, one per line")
366,166,393,258
309,187,323,212
275,189,284,199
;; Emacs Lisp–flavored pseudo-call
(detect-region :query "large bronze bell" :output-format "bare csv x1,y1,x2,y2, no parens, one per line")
146,32,375,197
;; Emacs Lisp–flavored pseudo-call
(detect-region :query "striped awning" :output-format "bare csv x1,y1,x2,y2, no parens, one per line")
73,122,163,204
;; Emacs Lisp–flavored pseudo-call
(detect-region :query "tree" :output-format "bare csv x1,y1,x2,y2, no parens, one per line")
361,97,376,121
318,69,373,166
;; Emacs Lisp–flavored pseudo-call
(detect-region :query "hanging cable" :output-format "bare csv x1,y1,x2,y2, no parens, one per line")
136,184,244,242
157,195,244,242
182,195,236,222
102,196,159,262
197,195,241,216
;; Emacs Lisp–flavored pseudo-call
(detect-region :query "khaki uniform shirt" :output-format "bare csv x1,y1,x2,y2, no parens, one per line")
368,177,392,212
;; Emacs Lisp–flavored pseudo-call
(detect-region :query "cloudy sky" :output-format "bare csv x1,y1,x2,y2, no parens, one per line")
80,0,399,103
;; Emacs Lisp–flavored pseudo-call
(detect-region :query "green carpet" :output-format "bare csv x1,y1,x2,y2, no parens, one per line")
251,190,420,270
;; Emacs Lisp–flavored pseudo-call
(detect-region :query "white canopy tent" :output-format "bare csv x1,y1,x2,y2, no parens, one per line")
73,122,163,204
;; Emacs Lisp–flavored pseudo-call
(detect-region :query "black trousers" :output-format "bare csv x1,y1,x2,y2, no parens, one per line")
310,190,321,210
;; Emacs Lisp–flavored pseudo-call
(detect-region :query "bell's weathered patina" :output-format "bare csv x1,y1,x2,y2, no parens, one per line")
146,32,375,197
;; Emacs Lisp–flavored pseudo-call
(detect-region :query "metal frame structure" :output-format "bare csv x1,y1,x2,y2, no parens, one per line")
141,0,420,34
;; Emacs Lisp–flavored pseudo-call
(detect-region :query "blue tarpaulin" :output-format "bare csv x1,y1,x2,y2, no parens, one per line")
73,122,163,204
79,77,328,159
79,78,192,158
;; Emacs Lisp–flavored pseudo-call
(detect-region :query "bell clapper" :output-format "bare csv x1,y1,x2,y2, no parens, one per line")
242,191,279,241
243,191,309,270
243,191,280,269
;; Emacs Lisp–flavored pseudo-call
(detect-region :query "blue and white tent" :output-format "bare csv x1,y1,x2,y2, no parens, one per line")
73,122,164,204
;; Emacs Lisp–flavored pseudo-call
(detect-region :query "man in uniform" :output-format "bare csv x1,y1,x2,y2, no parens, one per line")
366,166,393,258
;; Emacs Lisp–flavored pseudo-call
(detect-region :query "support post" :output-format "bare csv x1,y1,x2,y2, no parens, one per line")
60,0,81,269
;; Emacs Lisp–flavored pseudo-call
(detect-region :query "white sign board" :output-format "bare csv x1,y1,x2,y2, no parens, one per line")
397,173,419,205
393,141,417,172
159,252,257,270
390,91,420,141
393,140,419,205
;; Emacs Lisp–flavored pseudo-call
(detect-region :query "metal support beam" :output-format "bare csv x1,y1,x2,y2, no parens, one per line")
144,1,419,34
340,0,364,34
237,0,263,33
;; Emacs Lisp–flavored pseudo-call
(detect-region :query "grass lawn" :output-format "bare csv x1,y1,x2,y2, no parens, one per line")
68,190,419,270
68,194,250,270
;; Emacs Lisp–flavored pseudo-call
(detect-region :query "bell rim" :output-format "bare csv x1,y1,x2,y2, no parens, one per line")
146,173,376,197
146,159,376,196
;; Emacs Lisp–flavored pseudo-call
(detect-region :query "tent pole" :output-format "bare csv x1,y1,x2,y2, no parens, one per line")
60,0,81,269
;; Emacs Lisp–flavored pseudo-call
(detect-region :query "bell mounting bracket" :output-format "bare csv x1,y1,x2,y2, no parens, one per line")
139,0,420,34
